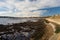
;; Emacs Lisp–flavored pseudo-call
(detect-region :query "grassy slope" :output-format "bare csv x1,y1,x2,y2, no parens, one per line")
46,15,60,33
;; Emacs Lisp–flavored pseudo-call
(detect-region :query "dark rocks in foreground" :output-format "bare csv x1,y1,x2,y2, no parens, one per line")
0,18,54,40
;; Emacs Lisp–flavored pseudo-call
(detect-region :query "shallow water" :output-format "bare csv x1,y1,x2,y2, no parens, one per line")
0,18,39,25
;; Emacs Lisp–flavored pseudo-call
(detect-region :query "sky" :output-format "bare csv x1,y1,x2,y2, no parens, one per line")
0,0,60,17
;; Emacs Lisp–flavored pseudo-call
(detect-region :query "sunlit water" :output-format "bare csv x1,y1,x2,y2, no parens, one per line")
0,18,39,25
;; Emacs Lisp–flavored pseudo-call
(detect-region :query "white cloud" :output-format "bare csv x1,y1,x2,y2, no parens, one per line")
0,2,6,6
38,0,60,8
0,0,60,17
0,10,47,17
15,0,60,10
15,10,46,17
14,0,60,17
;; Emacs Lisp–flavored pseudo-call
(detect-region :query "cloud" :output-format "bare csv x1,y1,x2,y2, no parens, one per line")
16,10,47,17
0,10,47,17
38,0,60,8
14,0,60,17
0,0,60,17
15,0,60,10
